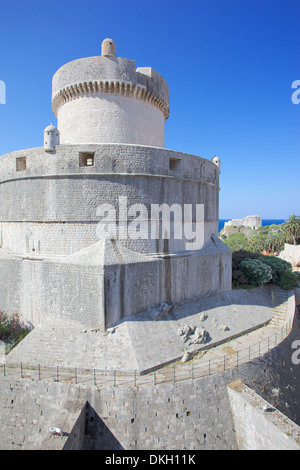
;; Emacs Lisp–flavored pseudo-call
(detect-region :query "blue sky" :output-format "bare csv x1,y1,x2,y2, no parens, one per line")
0,0,299,219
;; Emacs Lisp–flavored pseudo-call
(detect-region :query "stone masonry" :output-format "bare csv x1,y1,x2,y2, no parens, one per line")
0,39,231,331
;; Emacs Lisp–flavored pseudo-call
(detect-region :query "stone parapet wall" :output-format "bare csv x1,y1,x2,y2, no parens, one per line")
0,236,231,329
228,380,300,450
0,144,220,256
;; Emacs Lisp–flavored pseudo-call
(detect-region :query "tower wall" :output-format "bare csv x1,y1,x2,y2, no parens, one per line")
56,94,165,146
52,56,169,147
0,144,220,257
0,40,232,330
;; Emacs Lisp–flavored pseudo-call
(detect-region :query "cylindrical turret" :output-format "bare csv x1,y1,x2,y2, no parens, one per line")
44,124,60,152
101,38,117,57
51,39,169,147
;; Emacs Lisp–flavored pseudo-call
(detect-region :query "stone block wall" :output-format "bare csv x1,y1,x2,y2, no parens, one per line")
0,144,220,257
228,380,300,450
51,56,169,147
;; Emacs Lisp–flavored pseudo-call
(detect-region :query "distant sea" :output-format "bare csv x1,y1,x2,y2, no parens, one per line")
218,219,286,233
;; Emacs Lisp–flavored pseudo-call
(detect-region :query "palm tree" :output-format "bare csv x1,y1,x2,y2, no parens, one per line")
283,215,300,246
266,230,284,253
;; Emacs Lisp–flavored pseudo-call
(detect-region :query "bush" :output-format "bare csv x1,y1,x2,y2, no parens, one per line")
232,268,249,288
231,250,261,288
259,255,292,284
232,250,261,270
240,258,273,286
278,270,299,290
0,311,31,352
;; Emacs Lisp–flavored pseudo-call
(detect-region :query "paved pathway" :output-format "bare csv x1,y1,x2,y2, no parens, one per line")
1,286,294,389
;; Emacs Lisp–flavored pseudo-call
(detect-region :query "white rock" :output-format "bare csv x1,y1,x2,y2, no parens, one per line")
182,350,193,363
219,325,230,331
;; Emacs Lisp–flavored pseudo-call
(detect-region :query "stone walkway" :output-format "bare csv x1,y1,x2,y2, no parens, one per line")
1,285,295,389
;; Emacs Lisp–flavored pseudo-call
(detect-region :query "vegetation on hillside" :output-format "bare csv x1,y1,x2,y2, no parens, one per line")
220,215,300,254
220,215,300,290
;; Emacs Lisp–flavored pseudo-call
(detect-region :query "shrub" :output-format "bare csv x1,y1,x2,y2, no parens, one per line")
259,255,292,284
0,311,32,352
232,250,261,270
278,270,299,290
240,258,273,286
232,268,249,288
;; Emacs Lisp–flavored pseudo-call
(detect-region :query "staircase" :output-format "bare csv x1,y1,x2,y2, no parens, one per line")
270,286,289,327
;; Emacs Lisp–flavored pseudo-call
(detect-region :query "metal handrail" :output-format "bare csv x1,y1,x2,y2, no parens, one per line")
0,319,293,388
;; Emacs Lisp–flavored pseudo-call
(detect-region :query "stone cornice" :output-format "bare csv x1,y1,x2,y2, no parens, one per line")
0,172,219,188
52,80,170,120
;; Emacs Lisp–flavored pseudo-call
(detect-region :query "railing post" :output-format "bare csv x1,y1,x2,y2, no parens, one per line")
208,360,211,376
74,367,77,384
38,364,41,381
113,370,116,387
134,370,137,387
20,362,23,379
56,365,59,382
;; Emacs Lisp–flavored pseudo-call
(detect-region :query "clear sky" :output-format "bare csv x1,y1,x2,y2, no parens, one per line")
0,0,299,219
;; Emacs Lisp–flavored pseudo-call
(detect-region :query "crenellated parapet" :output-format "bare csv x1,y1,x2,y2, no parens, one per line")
52,77,169,120
52,40,169,147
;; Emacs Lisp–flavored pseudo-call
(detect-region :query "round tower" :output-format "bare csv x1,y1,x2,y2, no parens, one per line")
43,123,60,152
51,39,169,147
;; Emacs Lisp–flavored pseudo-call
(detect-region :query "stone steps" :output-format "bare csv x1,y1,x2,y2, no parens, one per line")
270,287,289,327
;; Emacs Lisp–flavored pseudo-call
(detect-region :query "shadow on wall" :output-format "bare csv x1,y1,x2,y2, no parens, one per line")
65,402,124,451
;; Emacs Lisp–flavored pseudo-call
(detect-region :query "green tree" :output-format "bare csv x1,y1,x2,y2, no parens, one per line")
266,229,285,253
248,232,268,253
223,232,249,251
282,215,300,245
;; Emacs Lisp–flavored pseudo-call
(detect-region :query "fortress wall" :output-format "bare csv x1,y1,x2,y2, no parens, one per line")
0,254,105,328
0,377,86,450
0,220,219,257
0,237,231,329
228,381,300,450
51,56,169,147
0,145,220,256
57,94,165,147
0,369,238,450
1,333,300,450
52,57,169,106
0,144,218,188
104,243,232,328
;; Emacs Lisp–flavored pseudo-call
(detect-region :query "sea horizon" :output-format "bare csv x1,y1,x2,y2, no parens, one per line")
219,218,286,233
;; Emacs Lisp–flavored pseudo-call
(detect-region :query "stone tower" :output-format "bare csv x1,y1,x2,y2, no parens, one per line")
52,38,169,147
0,39,231,331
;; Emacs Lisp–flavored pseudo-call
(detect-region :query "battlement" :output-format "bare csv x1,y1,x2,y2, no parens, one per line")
52,39,169,147
52,59,169,119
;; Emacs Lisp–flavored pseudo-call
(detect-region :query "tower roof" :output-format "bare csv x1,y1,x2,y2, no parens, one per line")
44,123,58,132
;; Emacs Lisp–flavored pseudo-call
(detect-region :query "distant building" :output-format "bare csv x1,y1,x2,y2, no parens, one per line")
224,216,262,231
